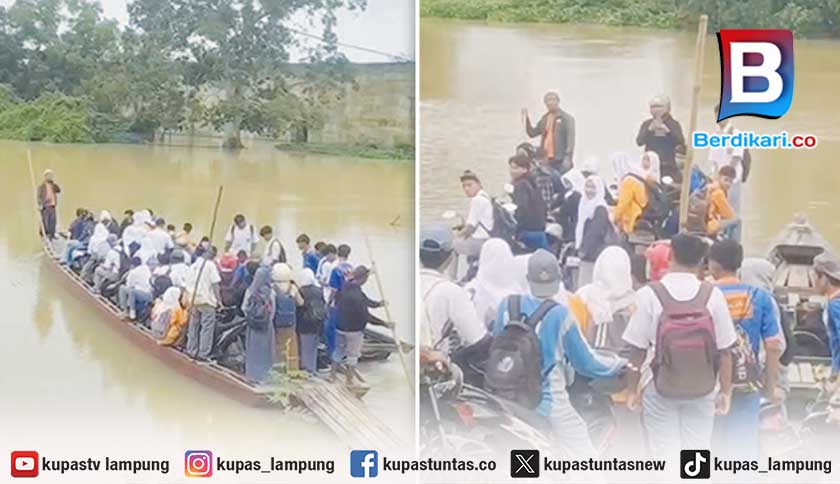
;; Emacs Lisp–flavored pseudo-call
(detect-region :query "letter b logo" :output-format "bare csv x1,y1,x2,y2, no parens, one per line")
717,29,794,121
680,450,711,479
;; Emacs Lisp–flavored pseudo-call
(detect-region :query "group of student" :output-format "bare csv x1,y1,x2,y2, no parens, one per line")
43,171,387,387
420,92,840,460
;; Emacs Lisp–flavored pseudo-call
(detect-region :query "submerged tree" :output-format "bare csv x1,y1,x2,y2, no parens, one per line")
128,0,367,149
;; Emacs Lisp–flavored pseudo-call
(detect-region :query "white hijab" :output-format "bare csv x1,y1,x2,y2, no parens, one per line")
467,239,524,327
87,222,109,253
561,168,586,197
123,209,151,252
643,151,661,182
611,152,633,182
158,287,182,313
575,175,607,249
576,246,635,324
296,268,317,287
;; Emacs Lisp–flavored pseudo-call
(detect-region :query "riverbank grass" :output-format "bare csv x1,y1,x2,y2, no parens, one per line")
275,142,414,161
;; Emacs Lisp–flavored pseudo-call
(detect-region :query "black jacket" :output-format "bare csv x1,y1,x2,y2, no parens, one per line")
512,176,546,233
578,206,616,262
336,284,383,332
297,285,325,335
636,114,686,168
526,109,576,164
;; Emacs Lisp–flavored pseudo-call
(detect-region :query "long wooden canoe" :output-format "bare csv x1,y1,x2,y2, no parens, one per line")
42,238,271,407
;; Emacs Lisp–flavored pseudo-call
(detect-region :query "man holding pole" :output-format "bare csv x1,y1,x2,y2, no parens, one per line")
37,169,61,240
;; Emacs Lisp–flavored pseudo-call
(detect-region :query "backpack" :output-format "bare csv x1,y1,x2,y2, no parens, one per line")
629,174,669,224
534,168,557,208
650,282,719,399
480,193,517,243
303,288,327,325
685,188,710,235
485,296,556,409
728,290,762,390
274,291,297,329
152,273,173,300
245,287,273,331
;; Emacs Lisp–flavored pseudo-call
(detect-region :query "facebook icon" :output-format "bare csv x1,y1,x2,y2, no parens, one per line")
350,450,379,478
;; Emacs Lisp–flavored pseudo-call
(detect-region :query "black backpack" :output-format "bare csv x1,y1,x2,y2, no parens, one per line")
480,193,518,244
245,287,273,331
303,288,327,325
485,296,556,409
629,174,670,224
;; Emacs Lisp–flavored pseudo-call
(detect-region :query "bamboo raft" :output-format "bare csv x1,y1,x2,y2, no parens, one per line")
43,237,405,450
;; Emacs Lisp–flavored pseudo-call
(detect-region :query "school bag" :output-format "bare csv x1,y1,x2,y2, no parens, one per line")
727,290,762,390
534,168,558,208
245,287,273,331
485,295,556,409
650,282,719,399
685,188,710,235
273,291,297,329
302,287,327,328
152,267,172,299
629,174,670,224
480,193,518,243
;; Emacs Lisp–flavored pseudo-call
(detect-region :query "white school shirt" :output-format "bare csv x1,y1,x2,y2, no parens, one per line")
225,224,256,256
168,263,191,288
146,228,174,255
622,272,737,351
187,259,222,307
101,248,121,272
420,268,486,354
466,190,494,239
126,265,153,293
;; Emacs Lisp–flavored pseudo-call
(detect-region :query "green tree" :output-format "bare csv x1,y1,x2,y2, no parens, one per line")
128,0,366,148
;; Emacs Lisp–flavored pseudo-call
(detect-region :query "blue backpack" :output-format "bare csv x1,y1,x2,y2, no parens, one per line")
274,292,297,329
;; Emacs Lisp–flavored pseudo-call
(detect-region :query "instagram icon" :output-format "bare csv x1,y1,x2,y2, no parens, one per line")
184,450,213,478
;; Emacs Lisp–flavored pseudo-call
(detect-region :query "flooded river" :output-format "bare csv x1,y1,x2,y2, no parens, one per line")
420,19,840,254
0,140,414,480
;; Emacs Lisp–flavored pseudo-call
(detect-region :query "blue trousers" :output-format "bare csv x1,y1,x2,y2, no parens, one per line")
714,391,760,460
325,307,338,358
518,230,548,252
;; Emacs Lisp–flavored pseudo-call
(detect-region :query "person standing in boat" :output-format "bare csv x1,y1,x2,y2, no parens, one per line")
296,268,326,375
709,104,746,243
224,214,257,257
316,244,338,289
271,263,303,372
325,244,354,358
635,95,686,183
258,225,286,265
37,169,61,240
523,91,576,173
242,266,276,383
333,266,387,386
186,246,222,361
296,234,320,274
813,253,840,397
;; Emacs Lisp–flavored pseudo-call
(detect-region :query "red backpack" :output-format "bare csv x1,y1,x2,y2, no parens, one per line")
650,281,720,398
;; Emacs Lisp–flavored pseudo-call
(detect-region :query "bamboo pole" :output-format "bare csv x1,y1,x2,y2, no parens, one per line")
26,149,50,243
364,234,414,395
188,186,224,314
678,14,709,231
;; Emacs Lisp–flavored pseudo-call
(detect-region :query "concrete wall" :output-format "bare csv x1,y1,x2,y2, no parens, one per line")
308,62,415,148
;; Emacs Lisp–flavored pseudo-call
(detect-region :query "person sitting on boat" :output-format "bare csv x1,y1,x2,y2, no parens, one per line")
147,217,174,256
509,154,548,252
122,209,152,254
242,266,276,383
80,212,115,282
167,249,191,289
710,103,746,243
175,222,196,253
453,170,493,264
118,256,154,321
186,246,222,361
613,156,649,235
60,208,92,266
555,167,584,244
333,266,388,387
706,165,740,239
93,235,121,294
523,91,576,173
533,149,566,211
118,209,133,237
193,236,211,262
151,286,187,341
465,238,526,329
575,175,616,287
813,252,840,398
635,95,686,183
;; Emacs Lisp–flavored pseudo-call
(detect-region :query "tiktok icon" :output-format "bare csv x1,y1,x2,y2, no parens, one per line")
680,450,711,479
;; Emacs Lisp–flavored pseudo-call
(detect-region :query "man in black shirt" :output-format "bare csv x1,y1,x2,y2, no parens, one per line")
509,155,547,252
636,95,686,182
523,91,576,173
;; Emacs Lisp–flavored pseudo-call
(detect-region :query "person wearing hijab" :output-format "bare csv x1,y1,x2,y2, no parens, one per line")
465,239,525,329
613,155,649,235
575,175,616,288
296,268,326,374
334,266,387,386
557,168,586,243
151,287,186,340
242,266,276,383
635,95,686,182
79,212,114,282
93,234,121,294
272,263,304,372
122,209,152,255
523,91,576,172
642,151,662,184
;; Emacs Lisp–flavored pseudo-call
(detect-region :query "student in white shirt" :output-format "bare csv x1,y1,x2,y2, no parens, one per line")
316,244,338,293
186,247,223,360
147,217,175,255
258,225,286,266
118,256,154,321
420,225,487,355
453,170,494,260
622,233,737,459
224,214,257,257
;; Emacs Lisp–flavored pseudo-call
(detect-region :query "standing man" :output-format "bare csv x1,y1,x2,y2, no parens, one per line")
258,225,286,265
622,233,737,459
225,214,257,257
709,104,746,242
523,91,576,173
297,234,320,274
636,95,686,183
325,244,354,358
708,240,783,460
37,169,61,240
186,246,223,360
453,170,493,262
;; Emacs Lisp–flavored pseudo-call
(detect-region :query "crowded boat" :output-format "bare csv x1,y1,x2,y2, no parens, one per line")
420,92,840,461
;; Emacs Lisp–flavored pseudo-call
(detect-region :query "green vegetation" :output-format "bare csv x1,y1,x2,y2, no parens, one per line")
276,142,415,161
0,0,367,147
420,0,840,37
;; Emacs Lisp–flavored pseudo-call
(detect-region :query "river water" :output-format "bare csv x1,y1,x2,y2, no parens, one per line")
0,140,414,481
420,19,840,254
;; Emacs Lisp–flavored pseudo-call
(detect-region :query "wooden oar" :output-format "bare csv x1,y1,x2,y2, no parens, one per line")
364,234,414,395
187,186,224,312
678,14,709,231
26,149,50,243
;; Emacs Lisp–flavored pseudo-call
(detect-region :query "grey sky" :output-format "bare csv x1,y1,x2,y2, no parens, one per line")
0,0,415,62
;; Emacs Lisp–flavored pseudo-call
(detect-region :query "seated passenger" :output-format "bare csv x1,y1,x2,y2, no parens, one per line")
175,222,196,253
118,256,153,321
613,156,649,235
151,287,187,341
706,165,740,239
93,235,121,294
168,249,191,288
61,208,93,265
147,217,174,255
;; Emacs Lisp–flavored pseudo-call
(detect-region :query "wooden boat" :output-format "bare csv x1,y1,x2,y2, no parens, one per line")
42,237,272,407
